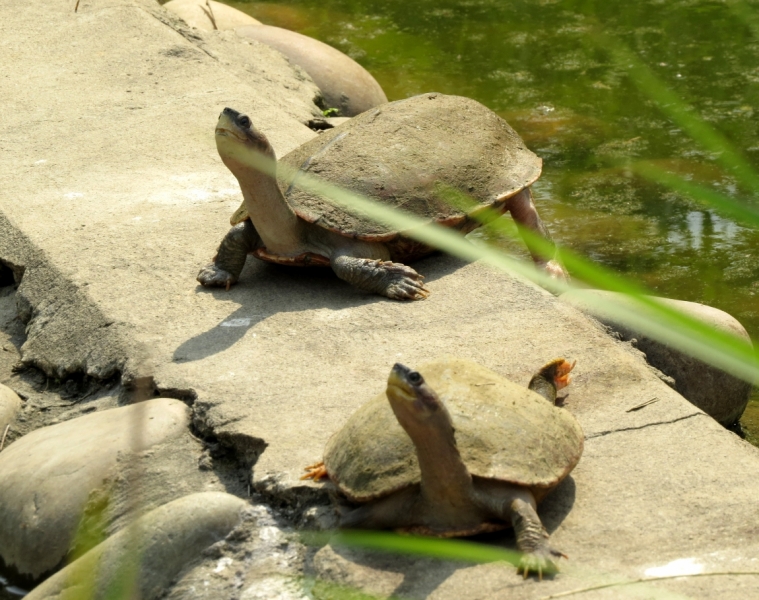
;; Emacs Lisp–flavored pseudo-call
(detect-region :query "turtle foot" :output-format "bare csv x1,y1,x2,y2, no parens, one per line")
380,261,430,301
197,264,237,290
517,546,565,580
542,259,569,282
535,358,575,391
552,358,576,390
332,256,430,300
301,461,329,481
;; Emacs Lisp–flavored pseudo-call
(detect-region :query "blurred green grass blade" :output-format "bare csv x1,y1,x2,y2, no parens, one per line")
508,222,758,383
301,530,521,566
244,150,759,383
594,32,759,196
436,184,759,382
306,576,405,600
629,161,759,227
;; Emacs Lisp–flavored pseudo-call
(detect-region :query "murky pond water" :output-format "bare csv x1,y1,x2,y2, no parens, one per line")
224,0,759,439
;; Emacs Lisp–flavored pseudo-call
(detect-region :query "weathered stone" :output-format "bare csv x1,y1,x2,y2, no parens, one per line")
164,0,260,30
0,383,21,434
241,576,310,600
0,398,189,577
561,289,753,424
166,504,307,600
24,492,247,600
236,25,388,116
0,0,320,383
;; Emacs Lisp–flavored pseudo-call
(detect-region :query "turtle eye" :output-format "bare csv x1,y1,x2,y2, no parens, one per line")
408,371,423,386
238,114,251,128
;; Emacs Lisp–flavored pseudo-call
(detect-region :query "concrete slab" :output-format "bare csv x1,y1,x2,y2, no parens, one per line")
1,0,759,596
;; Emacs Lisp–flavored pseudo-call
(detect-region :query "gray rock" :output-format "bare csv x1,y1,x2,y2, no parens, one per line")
0,398,189,577
164,0,261,30
24,492,247,600
236,24,388,117
0,383,20,434
166,504,307,600
240,576,310,600
561,289,753,424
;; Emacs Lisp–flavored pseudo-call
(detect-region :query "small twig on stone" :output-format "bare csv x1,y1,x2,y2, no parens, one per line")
540,571,759,599
473,382,495,387
0,424,10,452
626,397,659,412
201,0,218,30
74,0,80,12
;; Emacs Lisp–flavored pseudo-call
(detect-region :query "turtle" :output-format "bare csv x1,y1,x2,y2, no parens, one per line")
198,93,567,300
302,357,583,578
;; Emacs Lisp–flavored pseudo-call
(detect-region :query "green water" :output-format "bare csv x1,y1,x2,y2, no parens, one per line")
225,0,759,436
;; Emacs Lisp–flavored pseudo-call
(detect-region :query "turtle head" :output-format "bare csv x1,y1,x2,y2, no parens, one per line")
215,107,276,166
386,364,448,431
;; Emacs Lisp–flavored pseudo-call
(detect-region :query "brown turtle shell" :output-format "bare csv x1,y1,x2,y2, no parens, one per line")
323,358,584,503
235,93,541,263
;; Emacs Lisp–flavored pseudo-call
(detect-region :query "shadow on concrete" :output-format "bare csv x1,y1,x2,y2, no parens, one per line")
173,252,470,363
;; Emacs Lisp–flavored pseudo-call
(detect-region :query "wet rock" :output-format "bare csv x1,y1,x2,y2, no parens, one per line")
561,289,752,425
236,25,388,117
166,504,305,599
164,0,261,30
240,576,310,600
0,383,21,434
24,492,247,600
0,398,189,577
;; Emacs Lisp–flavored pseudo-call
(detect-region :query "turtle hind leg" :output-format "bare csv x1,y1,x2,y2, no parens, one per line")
506,188,568,282
197,220,260,289
331,255,429,300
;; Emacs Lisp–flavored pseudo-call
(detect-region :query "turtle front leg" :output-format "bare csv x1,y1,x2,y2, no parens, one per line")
331,254,430,300
477,483,565,579
197,220,260,290
506,189,568,282
509,497,566,580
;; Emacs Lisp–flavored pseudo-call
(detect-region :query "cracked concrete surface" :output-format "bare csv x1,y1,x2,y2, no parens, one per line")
2,0,759,597
583,411,702,440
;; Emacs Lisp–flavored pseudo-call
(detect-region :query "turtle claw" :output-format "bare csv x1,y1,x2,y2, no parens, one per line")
516,547,564,580
387,279,430,301
197,264,237,289
554,359,576,390
332,256,430,301
379,261,429,301
301,461,329,481
542,259,569,282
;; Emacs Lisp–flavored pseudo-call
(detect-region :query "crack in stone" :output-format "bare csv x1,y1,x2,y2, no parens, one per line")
585,412,703,440
137,3,219,61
